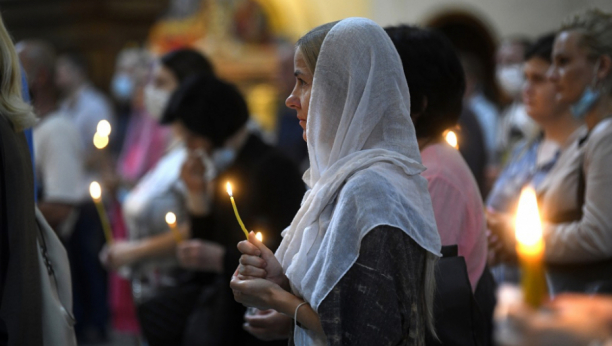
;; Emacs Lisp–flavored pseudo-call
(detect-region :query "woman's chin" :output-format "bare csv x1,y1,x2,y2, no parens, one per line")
302,131,307,142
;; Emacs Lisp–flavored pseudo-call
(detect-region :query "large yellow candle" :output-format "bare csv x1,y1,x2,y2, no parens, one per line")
165,212,183,243
515,187,547,308
89,181,114,245
226,182,249,239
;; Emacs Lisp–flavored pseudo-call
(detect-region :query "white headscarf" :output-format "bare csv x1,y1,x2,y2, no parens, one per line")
275,17,441,320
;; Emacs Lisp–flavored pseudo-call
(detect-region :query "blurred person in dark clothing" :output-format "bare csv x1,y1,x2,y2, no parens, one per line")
169,74,305,346
101,48,218,345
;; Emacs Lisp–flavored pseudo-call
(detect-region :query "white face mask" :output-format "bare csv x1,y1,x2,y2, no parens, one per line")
496,64,525,97
144,84,171,121
193,148,217,181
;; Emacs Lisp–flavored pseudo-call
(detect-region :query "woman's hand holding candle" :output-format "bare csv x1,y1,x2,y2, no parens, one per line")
236,232,289,290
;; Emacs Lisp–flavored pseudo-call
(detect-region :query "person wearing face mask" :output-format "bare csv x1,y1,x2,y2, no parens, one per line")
488,9,612,295
485,34,585,285
536,8,612,294
168,74,305,346
100,48,215,344
496,37,541,164
113,48,171,188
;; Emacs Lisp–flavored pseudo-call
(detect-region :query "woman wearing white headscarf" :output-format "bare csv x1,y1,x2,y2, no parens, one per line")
230,18,441,345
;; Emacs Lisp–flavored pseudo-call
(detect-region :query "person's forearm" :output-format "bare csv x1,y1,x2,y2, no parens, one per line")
273,289,324,337
132,227,190,262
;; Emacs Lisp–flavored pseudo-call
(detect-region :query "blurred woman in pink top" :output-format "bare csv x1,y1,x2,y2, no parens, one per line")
386,25,488,292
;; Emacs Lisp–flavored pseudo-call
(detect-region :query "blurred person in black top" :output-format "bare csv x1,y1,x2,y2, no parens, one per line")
163,73,305,346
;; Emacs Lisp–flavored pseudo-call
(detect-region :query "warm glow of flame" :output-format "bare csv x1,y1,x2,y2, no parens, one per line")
165,212,176,225
226,182,233,197
256,232,263,242
97,120,112,137
515,187,543,248
93,133,109,149
445,130,459,149
89,181,102,200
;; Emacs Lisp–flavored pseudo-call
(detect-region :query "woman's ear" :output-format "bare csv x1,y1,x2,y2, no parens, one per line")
410,96,428,122
596,54,612,82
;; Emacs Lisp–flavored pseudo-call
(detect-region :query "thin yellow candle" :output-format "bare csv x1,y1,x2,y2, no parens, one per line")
89,181,114,245
515,187,548,308
226,182,249,239
165,212,183,243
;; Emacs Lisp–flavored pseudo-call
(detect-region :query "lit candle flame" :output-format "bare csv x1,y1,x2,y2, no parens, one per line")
165,212,177,226
93,133,109,149
515,187,543,251
97,120,112,137
89,181,102,201
445,130,459,149
256,232,263,242
226,182,233,197
515,186,547,308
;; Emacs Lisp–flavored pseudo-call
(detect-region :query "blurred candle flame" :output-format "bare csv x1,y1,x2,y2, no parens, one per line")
515,187,543,252
445,130,459,149
515,186,547,308
97,120,112,137
93,133,109,149
256,232,263,242
165,212,177,226
226,182,233,197
89,181,102,201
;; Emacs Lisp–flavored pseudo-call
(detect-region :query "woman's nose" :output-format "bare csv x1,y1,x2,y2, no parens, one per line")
285,93,301,110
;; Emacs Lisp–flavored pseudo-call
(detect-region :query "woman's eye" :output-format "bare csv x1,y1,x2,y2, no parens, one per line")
298,78,307,86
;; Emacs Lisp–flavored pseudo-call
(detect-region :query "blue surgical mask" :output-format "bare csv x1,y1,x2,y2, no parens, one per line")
111,73,134,102
570,86,600,119
570,60,602,119
212,147,236,173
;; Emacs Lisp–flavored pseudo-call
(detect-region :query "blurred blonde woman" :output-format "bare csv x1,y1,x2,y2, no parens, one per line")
0,12,76,346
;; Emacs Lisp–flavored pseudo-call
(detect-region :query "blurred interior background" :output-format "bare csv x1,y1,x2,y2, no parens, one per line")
4,0,610,137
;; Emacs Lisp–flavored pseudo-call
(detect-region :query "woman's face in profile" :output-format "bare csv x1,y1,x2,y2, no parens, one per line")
285,48,313,142
548,30,598,104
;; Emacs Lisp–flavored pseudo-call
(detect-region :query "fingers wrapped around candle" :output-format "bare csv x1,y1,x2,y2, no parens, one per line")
238,255,267,279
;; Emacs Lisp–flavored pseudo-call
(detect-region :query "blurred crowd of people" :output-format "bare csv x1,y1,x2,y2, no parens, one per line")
0,4,611,346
